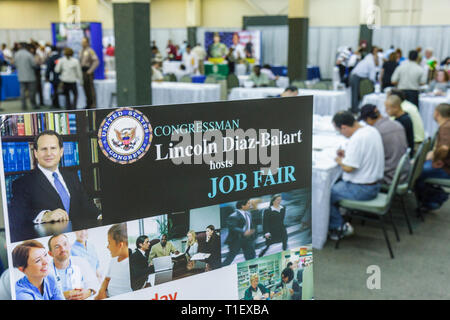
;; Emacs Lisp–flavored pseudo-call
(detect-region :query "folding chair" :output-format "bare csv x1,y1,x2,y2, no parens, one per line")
335,152,410,259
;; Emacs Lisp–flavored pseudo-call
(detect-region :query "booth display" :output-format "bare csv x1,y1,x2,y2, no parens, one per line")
51,22,105,80
0,96,314,300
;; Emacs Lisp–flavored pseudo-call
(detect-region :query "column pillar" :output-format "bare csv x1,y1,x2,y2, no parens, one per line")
112,0,152,106
186,0,202,47
288,0,309,82
359,0,378,52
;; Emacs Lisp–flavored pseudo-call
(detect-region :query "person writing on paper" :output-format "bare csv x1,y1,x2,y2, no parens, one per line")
95,224,132,299
244,274,270,300
48,234,99,300
148,234,179,266
8,131,101,240
12,240,64,300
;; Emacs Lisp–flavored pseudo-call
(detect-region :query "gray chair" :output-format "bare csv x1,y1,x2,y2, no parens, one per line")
163,73,177,82
291,81,306,89
359,79,375,100
312,82,329,90
179,75,192,83
335,151,410,259
227,74,240,90
205,75,217,83
381,139,431,231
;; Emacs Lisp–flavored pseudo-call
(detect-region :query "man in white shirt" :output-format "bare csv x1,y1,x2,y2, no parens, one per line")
182,45,198,75
328,111,385,240
349,46,380,113
192,43,207,75
391,50,427,108
95,224,132,299
48,234,99,300
231,33,246,61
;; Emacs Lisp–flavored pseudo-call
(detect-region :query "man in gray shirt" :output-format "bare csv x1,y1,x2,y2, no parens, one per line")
391,50,427,108
359,104,410,184
13,43,38,110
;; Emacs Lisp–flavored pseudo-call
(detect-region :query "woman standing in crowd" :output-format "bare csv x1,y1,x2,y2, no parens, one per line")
55,47,82,110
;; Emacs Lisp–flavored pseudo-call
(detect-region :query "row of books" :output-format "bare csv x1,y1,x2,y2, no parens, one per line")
0,113,77,137
2,141,80,173
5,174,25,203
90,138,99,163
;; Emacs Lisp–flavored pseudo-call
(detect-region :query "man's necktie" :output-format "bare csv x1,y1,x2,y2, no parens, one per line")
245,212,251,231
53,172,70,214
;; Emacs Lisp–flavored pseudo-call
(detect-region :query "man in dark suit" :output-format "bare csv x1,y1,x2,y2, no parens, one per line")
8,130,100,241
222,199,256,266
129,235,153,290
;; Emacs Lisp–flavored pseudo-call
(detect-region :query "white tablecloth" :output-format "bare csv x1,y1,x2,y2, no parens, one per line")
312,126,347,249
229,88,350,116
43,80,221,109
162,61,181,74
362,93,450,136
151,82,221,105
237,75,290,89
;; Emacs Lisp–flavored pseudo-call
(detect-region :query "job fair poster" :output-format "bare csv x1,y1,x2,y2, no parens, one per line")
0,96,313,300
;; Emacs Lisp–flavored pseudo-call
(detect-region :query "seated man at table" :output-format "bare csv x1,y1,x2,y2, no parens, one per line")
130,235,153,290
358,104,410,184
388,89,425,151
280,86,299,97
384,94,415,156
148,234,180,266
151,61,163,82
328,111,384,240
249,65,270,88
8,130,101,241
415,103,450,211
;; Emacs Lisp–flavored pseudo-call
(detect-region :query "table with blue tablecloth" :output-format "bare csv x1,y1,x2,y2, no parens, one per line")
0,73,20,100
270,66,321,81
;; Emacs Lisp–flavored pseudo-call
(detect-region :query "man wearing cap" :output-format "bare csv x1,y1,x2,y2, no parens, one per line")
359,104,410,184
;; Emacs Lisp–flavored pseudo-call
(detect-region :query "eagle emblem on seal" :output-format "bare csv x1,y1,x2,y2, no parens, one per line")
112,127,139,151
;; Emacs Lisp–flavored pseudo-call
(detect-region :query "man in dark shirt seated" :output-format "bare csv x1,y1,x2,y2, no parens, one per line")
359,104,410,184
415,103,450,210
385,94,415,156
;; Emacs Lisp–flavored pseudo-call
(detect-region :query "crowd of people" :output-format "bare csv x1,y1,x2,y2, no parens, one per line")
0,38,99,110
328,101,450,240
336,42,450,114
9,225,131,300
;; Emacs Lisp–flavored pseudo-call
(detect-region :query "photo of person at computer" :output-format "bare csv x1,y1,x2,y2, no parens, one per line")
126,207,222,290
220,189,311,265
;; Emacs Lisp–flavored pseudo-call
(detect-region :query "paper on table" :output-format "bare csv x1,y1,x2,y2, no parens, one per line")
190,253,211,261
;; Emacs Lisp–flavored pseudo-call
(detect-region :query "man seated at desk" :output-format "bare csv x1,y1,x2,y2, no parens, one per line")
148,234,179,266
249,65,270,87
130,235,153,290
8,130,101,241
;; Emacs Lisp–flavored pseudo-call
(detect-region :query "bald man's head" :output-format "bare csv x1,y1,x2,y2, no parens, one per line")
384,95,403,117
